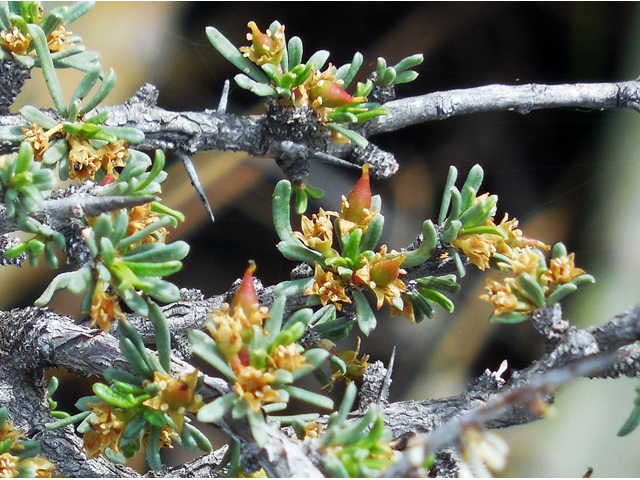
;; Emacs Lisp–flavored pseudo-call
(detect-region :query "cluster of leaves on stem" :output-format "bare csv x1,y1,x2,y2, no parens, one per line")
207,20,422,147
0,408,56,478
272,164,458,338
47,319,211,470
0,1,96,70
189,262,332,447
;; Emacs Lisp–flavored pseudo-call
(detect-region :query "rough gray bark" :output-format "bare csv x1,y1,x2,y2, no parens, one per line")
2,282,639,477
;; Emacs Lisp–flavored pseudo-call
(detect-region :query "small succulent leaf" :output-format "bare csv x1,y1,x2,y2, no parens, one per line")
103,368,143,387
233,73,277,96
341,52,363,89
517,272,545,308
189,330,237,381
551,242,568,259
287,36,303,70
19,105,59,130
276,240,327,269
119,337,154,379
545,282,579,306
263,295,286,345
60,1,96,25
99,126,145,143
393,53,424,73
27,24,67,116
570,274,596,286
71,63,102,106
618,406,640,437
273,278,313,296
79,68,117,115
281,307,313,332
205,26,269,84
45,410,90,430
280,385,334,410
416,274,460,294
146,426,162,472
409,291,435,321
459,164,484,209
307,49,330,71
438,166,459,224
124,241,190,264
440,219,462,244
247,408,268,448
401,219,437,269
352,289,377,336
325,123,368,148
394,70,420,84
185,423,212,452
489,312,532,324
417,287,454,313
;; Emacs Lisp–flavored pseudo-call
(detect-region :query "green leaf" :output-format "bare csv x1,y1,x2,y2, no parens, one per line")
440,219,462,244
122,260,182,278
340,52,363,89
490,311,532,324
124,241,190,264
71,63,102,106
394,70,419,84
27,24,67,116
273,278,313,296
19,105,59,130
417,287,454,313
273,179,294,241
460,164,484,210
185,423,212,452
325,123,368,148
287,36,303,70
79,69,117,115
307,49,330,71
119,337,154,380
410,291,435,321
545,283,578,306
147,300,171,373
393,53,424,73
189,330,236,381
438,166,458,224
0,125,27,142
618,405,640,436
198,392,237,425
352,289,376,335
205,26,269,84
45,410,90,430
416,274,460,294
60,1,95,25
276,240,326,268
234,73,277,96
402,219,437,269
116,216,173,250
517,272,545,308
146,425,162,471
93,382,136,409
280,385,334,410
99,126,145,143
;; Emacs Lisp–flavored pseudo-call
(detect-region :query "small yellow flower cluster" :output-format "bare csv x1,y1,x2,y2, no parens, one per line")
67,136,127,181
82,402,132,460
21,124,50,162
142,370,204,434
206,264,309,413
328,337,370,386
0,26,31,56
240,21,285,66
453,209,547,271
458,425,509,478
0,416,56,478
46,24,72,53
89,279,126,332
126,204,168,245
480,247,586,317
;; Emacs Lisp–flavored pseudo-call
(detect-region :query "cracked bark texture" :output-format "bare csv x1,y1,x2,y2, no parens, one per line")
2,281,640,477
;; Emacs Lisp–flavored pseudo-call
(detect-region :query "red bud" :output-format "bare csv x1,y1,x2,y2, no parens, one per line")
231,261,259,314
371,255,404,288
309,80,366,108
343,164,372,222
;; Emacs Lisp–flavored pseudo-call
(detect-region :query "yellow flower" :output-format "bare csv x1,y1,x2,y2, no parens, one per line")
46,24,72,53
0,452,20,478
452,232,499,271
22,124,50,163
17,456,57,478
0,26,31,56
0,418,24,445
240,21,285,66
126,204,168,245
90,279,126,332
205,311,244,358
305,264,351,311
67,136,127,181
354,245,406,310
480,278,531,316
142,370,204,434
232,365,281,413
541,253,585,288
302,422,323,440
82,402,133,459
497,246,542,277
328,337,369,386
389,293,416,324
292,208,338,257
493,213,548,254
269,344,309,372
142,424,177,451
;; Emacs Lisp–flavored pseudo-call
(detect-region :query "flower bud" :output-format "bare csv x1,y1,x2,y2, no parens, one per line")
231,261,259,314
370,253,404,288
309,79,366,108
343,164,372,223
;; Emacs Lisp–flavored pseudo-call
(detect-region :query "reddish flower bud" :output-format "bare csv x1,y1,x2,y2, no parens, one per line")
248,21,273,58
309,80,366,108
343,164,372,223
231,261,259,314
371,254,404,288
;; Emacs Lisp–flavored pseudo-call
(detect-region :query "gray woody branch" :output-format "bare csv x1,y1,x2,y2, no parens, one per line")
2,279,640,477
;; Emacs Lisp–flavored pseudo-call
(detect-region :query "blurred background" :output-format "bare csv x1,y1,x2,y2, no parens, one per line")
4,2,640,476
